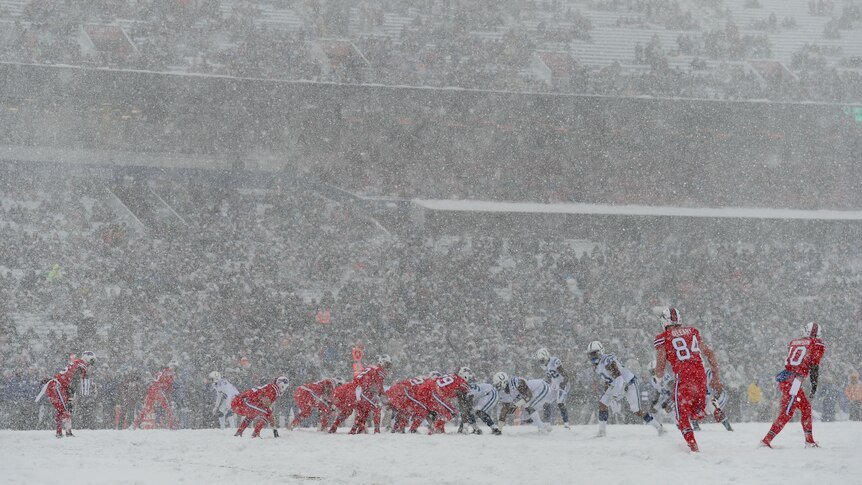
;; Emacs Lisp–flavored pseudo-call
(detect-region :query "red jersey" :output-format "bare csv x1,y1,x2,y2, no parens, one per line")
239,383,280,409
354,365,386,396
52,359,89,389
434,374,469,402
298,379,335,400
783,337,825,379
654,326,706,378
150,367,175,394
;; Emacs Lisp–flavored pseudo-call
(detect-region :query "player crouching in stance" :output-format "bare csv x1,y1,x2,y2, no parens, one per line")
289,377,343,431
493,372,553,433
232,376,289,438
760,322,825,449
329,354,392,434
40,351,97,438
536,348,571,428
208,371,239,430
653,307,723,453
459,367,502,435
587,341,663,437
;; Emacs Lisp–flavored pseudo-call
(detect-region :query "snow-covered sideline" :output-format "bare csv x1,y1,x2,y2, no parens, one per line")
4,422,861,485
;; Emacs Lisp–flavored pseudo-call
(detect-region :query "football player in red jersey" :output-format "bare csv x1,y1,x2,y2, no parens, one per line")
653,307,722,452
289,377,342,430
232,377,289,438
760,322,825,448
133,359,178,429
328,354,392,434
407,370,471,434
43,351,96,438
386,376,428,432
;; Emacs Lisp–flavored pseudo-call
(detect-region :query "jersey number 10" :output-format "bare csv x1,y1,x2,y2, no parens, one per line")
672,336,700,361
785,346,807,367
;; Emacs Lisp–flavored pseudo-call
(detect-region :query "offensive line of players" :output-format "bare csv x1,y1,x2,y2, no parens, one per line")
39,306,824,452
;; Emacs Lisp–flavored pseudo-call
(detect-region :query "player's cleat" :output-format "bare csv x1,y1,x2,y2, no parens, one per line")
805,442,819,448
692,421,701,431
491,428,502,435
272,429,279,438
55,431,63,439
759,440,772,449
234,430,243,437
563,423,571,429
722,421,734,431
689,444,700,453
539,425,552,434
471,428,483,435
593,429,606,438
250,432,260,438
65,431,75,437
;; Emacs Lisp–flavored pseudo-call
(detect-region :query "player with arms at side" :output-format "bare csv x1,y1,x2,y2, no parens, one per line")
39,351,97,438
536,348,571,428
232,376,290,438
133,359,179,430
653,307,723,452
208,371,239,430
760,322,825,448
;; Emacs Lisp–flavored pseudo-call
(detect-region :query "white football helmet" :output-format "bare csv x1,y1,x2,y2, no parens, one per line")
81,351,97,365
492,372,509,390
208,371,221,381
586,341,604,365
275,376,290,395
536,348,551,364
660,307,681,327
377,354,392,367
805,322,823,339
168,359,179,370
456,366,475,382
429,370,443,379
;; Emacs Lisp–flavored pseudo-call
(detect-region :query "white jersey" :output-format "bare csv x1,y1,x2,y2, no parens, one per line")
543,356,565,389
499,377,552,409
213,378,239,410
468,383,499,413
594,353,635,386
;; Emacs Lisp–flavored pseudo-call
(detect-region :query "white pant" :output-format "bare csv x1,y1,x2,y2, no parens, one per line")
600,378,641,413
473,390,499,414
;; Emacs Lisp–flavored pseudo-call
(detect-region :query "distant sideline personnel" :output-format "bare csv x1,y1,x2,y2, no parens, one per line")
653,307,723,452
760,322,825,448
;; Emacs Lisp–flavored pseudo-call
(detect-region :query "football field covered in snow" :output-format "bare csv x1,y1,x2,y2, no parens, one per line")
4,422,861,485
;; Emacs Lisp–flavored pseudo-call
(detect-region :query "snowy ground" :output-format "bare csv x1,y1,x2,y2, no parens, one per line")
4,422,861,485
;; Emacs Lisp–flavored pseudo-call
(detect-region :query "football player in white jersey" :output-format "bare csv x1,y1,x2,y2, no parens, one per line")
493,372,553,433
209,371,239,429
536,348,571,428
456,368,502,435
587,341,664,437
647,359,675,419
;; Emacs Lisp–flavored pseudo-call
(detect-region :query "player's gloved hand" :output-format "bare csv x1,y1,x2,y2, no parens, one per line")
514,398,528,408
273,429,279,438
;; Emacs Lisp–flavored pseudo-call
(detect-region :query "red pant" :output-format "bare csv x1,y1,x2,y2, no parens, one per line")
231,396,274,435
46,380,72,433
290,388,331,429
763,380,815,445
674,375,707,450
134,388,174,429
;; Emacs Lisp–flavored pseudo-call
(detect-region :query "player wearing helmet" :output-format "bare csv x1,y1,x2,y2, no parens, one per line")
494,372,553,433
457,367,502,435
760,322,825,448
231,376,288,438
289,377,341,431
41,351,96,437
653,307,723,452
588,341,664,437
209,371,239,429
536,348,571,428
329,354,392,434
133,360,178,430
